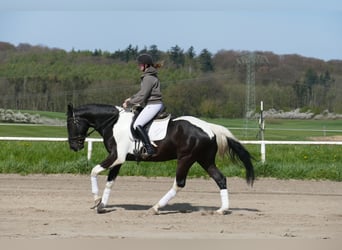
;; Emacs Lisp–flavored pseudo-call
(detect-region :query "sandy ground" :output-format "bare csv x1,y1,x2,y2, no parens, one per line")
0,174,341,239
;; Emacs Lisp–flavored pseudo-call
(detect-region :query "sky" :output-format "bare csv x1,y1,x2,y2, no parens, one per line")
0,0,341,61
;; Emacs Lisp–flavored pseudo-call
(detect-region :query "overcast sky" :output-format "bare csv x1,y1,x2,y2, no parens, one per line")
0,0,341,61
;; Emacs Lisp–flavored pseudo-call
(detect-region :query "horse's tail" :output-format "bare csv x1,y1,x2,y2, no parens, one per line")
209,123,255,186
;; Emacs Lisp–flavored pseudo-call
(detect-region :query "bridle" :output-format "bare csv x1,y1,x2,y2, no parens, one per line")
67,113,89,146
67,111,118,143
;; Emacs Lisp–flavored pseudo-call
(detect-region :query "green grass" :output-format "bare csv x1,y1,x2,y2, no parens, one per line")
1,141,340,181
251,144,342,180
204,117,342,140
0,116,341,181
0,124,68,137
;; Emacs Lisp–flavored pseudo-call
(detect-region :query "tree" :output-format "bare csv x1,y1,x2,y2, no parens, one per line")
123,44,138,62
199,49,214,72
185,46,196,74
304,68,318,86
186,46,196,59
169,45,185,68
1,41,342,116
92,49,102,57
148,45,161,62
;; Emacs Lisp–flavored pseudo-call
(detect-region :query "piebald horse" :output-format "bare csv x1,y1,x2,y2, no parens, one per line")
66,103,254,214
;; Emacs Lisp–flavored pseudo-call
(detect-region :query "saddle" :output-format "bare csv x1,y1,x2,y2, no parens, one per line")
130,105,170,140
130,105,170,160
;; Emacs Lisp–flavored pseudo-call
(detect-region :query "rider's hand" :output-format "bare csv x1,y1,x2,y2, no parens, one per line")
123,98,130,108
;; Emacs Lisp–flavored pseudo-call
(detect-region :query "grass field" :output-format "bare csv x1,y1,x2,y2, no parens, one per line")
0,113,341,181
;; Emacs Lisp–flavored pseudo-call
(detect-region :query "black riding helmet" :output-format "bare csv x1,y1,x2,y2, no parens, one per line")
137,53,153,65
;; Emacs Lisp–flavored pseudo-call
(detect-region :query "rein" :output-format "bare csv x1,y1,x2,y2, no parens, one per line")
86,128,96,137
68,111,119,141
86,114,117,137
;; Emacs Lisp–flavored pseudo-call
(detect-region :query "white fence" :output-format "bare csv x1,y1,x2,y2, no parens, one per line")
0,137,102,161
1,137,341,162
240,140,342,163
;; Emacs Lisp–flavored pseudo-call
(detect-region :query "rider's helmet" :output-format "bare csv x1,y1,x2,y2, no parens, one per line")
137,53,153,65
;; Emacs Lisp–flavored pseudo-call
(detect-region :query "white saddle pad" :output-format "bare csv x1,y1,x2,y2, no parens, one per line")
148,115,171,141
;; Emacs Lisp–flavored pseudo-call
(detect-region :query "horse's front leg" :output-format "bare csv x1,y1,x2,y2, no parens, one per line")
91,146,127,213
97,165,121,213
90,164,106,209
91,164,121,214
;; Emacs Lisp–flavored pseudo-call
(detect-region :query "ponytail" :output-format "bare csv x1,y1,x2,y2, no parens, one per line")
153,61,164,69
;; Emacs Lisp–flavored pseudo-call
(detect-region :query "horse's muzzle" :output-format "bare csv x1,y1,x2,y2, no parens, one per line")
70,144,84,152
68,138,85,152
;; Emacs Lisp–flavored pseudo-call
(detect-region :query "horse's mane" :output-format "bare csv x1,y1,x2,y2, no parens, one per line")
75,103,119,117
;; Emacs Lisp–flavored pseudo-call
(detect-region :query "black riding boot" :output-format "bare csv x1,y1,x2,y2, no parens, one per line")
135,125,155,157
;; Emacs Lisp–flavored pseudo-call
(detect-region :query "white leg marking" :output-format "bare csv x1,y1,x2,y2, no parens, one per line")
217,189,229,214
152,180,182,214
101,181,114,207
90,164,105,201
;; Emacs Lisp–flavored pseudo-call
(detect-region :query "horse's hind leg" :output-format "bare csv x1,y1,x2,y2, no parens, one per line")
151,158,193,214
201,162,229,214
151,179,182,214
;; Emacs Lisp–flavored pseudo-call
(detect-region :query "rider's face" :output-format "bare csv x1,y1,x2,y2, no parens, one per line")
138,64,145,71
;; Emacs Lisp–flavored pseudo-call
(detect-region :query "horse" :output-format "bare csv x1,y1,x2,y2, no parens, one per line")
66,103,255,215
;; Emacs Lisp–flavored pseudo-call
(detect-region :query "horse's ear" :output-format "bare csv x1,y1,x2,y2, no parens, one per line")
67,103,73,116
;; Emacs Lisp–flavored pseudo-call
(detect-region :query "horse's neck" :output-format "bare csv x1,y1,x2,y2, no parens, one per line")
83,113,117,131
115,111,134,129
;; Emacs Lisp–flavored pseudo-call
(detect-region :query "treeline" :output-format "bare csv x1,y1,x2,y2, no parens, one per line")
0,41,341,118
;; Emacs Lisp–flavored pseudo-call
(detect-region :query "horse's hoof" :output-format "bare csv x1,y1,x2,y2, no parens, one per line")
90,197,102,209
216,208,231,215
149,205,160,215
96,202,107,214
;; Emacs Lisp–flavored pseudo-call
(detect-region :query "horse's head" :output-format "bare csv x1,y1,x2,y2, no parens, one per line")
66,104,89,152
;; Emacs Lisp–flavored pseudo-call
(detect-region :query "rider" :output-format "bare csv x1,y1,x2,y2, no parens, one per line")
122,53,164,157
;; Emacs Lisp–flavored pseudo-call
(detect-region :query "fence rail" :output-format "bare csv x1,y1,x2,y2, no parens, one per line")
0,137,102,160
240,140,342,162
1,137,341,162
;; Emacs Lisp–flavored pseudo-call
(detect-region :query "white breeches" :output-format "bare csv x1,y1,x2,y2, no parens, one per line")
133,103,163,129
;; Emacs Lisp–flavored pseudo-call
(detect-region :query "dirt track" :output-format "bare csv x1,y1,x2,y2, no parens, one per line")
0,174,341,239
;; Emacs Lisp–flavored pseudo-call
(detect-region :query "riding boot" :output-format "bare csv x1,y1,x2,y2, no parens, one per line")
135,125,155,157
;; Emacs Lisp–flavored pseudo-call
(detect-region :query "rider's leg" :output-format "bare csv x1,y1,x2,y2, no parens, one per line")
135,125,155,155
133,103,163,156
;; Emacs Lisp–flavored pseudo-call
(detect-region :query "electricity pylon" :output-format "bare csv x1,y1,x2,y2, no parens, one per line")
237,52,269,137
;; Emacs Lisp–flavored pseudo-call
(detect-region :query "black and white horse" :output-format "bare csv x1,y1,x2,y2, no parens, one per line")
66,103,255,214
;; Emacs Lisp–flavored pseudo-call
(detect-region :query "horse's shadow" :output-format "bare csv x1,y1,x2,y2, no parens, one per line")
103,203,260,215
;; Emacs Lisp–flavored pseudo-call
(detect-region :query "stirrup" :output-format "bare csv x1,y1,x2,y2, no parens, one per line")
141,145,155,158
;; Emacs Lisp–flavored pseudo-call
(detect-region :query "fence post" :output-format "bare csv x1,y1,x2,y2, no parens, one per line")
259,101,266,163
261,141,266,163
87,139,93,160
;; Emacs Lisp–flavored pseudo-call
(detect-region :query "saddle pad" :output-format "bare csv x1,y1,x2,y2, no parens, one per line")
148,114,171,141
